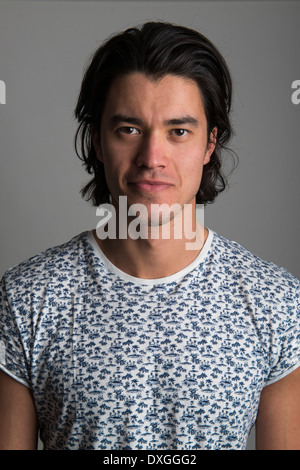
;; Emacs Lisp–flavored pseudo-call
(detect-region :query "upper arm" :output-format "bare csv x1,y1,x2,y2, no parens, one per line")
256,367,300,450
0,369,38,450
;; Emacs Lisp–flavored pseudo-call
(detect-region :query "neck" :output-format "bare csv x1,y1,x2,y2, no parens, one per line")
94,203,207,279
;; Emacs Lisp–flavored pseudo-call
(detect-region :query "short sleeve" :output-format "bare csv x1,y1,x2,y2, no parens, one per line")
265,281,300,386
0,274,31,388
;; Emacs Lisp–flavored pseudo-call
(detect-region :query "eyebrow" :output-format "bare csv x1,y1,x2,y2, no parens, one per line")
164,117,199,127
109,114,143,128
109,114,199,128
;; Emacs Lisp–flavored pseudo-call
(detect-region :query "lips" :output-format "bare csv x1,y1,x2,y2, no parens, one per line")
129,180,173,193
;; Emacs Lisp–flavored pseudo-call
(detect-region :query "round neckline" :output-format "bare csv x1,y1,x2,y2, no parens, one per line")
87,228,214,286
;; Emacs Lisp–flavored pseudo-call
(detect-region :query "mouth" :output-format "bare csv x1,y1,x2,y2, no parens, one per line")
128,180,173,193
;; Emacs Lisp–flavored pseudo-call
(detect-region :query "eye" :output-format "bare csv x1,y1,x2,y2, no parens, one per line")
170,129,189,137
118,126,140,135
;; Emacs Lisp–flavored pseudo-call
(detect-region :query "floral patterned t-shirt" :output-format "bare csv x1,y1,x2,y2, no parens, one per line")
0,229,299,449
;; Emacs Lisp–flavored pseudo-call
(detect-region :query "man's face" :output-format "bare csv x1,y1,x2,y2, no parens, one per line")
94,73,216,223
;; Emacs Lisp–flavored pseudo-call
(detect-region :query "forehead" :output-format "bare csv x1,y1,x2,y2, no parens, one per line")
102,73,206,124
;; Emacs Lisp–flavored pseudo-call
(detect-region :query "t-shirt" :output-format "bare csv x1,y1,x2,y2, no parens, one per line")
0,229,299,450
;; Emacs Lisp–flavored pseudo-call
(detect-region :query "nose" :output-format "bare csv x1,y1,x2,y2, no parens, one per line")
135,132,168,169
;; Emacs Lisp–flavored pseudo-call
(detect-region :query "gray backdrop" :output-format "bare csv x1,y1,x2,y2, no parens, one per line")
1,0,299,451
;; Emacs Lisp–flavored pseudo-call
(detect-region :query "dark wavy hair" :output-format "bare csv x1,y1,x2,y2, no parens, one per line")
74,21,236,206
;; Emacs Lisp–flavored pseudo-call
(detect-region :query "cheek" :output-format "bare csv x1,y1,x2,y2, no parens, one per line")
100,141,133,198
101,141,123,174
178,149,206,197
178,146,206,177
101,134,134,167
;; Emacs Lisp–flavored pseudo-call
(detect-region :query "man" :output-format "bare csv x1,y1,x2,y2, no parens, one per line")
0,22,299,450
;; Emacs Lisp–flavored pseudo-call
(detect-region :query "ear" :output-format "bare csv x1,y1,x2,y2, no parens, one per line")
92,128,103,163
204,127,217,165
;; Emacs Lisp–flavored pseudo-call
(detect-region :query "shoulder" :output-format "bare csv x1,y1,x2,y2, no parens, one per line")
1,231,90,296
210,231,300,297
209,232,300,376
